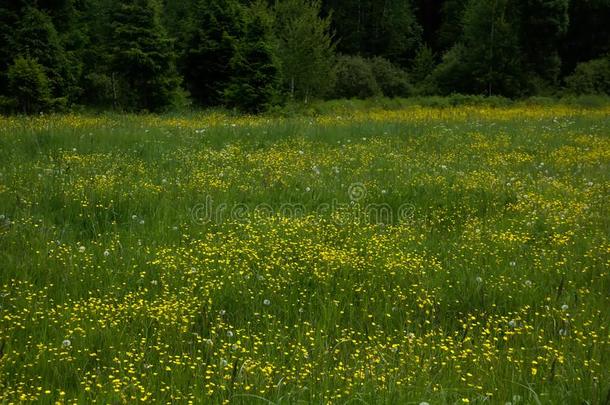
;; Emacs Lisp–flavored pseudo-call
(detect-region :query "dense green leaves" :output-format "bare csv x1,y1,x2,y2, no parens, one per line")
0,0,608,113
111,0,180,111
7,56,52,114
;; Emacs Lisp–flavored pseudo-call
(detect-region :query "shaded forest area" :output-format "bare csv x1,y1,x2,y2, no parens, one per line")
0,0,609,113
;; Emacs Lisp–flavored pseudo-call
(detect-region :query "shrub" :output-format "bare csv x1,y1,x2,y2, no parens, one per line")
369,57,413,98
565,55,610,95
7,56,52,114
331,55,380,99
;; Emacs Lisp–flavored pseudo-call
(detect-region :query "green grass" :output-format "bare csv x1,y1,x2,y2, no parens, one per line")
0,105,608,404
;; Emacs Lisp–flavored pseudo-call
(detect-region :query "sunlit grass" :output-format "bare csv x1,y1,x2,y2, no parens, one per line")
0,105,608,403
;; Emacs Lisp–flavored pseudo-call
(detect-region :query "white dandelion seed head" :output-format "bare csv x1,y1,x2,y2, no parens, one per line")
508,320,517,328
78,246,86,253
305,186,311,192
524,280,532,287
561,304,569,311
220,359,228,367
263,299,271,306
103,250,110,257
132,215,138,220
419,402,430,405
219,309,226,316
139,220,145,225
226,330,234,338
62,339,71,347
476,276,483,283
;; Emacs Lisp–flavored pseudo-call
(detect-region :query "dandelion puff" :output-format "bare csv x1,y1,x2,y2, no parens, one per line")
132,215,138,220
419,402,430,405
226,330,234,338
508,320,517,328
78,246,86,253
62,339,71,348
476,276,483,283
103,250,110,257
263,299,271,306
524,280,532,287
561,304,569,311
220,359,228,367
139,220,145,225
219,310,226,316
305,186,311,192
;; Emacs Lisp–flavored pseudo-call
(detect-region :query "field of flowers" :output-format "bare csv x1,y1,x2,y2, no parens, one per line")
0,105,608,404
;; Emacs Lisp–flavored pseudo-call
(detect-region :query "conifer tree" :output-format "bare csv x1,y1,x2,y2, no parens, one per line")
111,0,180,111
460,0,523,96
274,0,335,102
8,56,52,114
182,0,243,106
13,6,69,98
224,1,280,112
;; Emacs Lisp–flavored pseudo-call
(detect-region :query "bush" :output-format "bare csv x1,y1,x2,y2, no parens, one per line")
411,45,437,95
430,44,471,96
331,55,380,99
82,73,115,107
565,55,610,95
7,56,52,114
369,57,413,98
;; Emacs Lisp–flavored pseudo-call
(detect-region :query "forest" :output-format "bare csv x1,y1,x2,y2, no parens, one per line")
0,0,609,114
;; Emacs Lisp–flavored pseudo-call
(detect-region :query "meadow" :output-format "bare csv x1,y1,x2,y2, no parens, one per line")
0,104,609,404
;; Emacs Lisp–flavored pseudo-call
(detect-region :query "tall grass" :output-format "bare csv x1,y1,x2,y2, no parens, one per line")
0,105,608,403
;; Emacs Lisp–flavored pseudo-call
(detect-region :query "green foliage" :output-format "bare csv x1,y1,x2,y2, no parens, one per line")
430,43,471,95
411,45,437,94
332,55,380,99
111,0,180,111
437,0,468,50
7,56,52,114
323,0,422,66
458,0,524,97
369,57,412,98
560,0,610,76
565,55,610,95
520,0,569,88
182,0,243,106
274,0,336,102
13,7,70,97
223,1,280,112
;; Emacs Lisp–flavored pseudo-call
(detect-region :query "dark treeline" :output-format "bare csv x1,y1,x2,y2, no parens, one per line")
0,0,608,113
